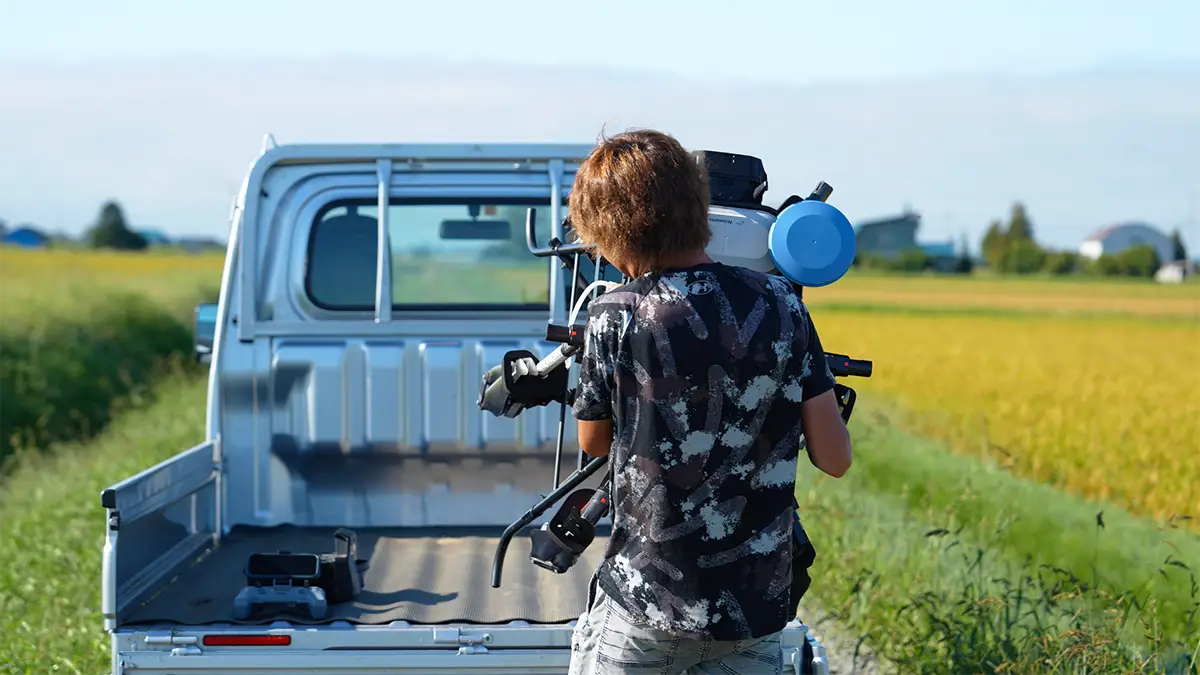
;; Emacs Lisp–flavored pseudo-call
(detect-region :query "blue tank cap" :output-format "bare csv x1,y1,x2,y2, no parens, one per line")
768,200,857,287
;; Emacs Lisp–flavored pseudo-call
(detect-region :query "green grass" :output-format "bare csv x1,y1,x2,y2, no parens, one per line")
797,399,1200,673
0,248,220,467
1,378,1195,674
2,252,1197,674
0,289,201,465
0,372,208,674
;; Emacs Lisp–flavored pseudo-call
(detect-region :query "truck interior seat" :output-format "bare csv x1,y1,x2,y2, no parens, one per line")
308,210,380,309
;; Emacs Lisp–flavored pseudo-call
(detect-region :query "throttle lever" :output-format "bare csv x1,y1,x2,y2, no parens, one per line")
834,383,856,423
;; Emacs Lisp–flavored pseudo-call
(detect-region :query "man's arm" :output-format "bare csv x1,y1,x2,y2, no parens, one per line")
796,306,853,478
578,419,613,458
572,305,618,458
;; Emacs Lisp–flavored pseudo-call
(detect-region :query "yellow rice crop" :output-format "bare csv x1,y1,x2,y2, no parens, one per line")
811,306,1200,525
808,273,1200,319
0,247,225,320
3,249,1197,522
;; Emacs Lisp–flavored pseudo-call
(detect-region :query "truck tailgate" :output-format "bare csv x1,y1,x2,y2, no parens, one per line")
125,525,606,626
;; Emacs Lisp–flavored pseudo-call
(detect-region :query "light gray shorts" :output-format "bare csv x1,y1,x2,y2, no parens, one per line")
568,584,784,675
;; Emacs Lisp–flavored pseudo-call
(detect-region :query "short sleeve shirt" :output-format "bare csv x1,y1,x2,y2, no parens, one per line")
572,262,835,641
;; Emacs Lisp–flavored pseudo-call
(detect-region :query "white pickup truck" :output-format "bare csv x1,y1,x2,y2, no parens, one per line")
99,140,853,674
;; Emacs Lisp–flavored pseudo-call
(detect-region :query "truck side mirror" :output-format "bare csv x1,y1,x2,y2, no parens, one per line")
194,303,218,364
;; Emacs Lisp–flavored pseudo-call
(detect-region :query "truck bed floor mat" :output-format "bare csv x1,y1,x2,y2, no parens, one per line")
125,525,607,626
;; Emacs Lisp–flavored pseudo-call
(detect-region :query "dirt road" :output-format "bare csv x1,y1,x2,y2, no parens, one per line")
799,602,891,675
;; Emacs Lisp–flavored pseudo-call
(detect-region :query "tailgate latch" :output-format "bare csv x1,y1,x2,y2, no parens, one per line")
433,627,492,655
144,631,202,656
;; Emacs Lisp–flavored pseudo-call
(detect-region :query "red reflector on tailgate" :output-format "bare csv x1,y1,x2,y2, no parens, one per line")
202,634,291,646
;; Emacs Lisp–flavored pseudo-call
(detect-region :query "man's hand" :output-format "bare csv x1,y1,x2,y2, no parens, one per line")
477,350,571,419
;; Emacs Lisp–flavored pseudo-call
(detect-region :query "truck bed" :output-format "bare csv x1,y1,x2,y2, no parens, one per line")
125,525,607,627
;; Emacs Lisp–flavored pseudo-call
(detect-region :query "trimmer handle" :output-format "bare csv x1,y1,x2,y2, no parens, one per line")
579,484,611,524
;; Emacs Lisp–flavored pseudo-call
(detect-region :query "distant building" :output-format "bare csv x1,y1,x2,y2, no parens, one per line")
137,228,172,246
2,226,49,248
1079,222,1175,263
176,237,227,254
854,209,961,271
854,210,920,260
920,241,959,273
1155,260,1194,284
919,242,956,257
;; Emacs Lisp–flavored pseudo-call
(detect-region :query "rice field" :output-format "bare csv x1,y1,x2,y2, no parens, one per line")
0,247,225,316
1,247,1196,523
800,272,1200,526
1,247,1197,673
809,310,1200,525
805,271,1200,319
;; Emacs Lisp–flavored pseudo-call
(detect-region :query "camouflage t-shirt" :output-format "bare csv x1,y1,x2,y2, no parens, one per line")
572,261,836,641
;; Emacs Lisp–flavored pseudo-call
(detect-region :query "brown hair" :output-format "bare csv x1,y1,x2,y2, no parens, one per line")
568,128,711,274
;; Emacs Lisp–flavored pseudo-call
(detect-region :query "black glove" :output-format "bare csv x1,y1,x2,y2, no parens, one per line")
477,350,571,418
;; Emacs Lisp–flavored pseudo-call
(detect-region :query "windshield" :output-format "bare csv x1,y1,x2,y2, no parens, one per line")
306,199,557,311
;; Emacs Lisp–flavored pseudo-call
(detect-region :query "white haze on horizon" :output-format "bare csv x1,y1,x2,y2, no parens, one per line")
1,57,1197,253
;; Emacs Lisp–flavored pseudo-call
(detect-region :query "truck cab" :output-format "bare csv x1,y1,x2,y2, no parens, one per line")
100,141,830,674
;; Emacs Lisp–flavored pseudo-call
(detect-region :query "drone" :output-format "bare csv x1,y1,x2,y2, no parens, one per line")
477,150,873,618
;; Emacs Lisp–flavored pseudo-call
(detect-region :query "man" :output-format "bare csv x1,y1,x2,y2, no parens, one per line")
565,129,853,675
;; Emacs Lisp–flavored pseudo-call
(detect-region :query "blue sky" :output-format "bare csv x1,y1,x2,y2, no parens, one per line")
1,1,1198,252
4,0,1197,81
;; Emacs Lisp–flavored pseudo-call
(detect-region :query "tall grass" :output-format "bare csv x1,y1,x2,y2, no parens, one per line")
0,248,221,467
0,373,208,674
868,527,1198,673
796,400,1199,674
2,249,1196,673
0,289,193,463
4,377,1192,674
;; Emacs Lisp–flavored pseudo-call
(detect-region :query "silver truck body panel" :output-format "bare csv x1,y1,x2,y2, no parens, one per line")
100,141,829,674
109,619,825,674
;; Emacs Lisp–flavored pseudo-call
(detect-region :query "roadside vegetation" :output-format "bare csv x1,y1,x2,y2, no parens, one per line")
0,374,207,673
0,248,1195,674
0,247,221,467
797,399,1199,674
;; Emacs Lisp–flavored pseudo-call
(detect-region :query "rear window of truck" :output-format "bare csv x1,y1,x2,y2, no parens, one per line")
306,198,557,311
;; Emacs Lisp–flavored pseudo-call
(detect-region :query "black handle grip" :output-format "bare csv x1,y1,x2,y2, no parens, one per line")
579,485,611,524
807,181,833,202
491,455,609,588
825,353,872,378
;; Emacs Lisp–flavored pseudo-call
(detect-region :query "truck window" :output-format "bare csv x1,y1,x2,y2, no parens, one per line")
306,199,557,311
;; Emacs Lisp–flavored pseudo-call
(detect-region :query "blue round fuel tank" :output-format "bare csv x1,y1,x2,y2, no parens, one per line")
768,200,857,287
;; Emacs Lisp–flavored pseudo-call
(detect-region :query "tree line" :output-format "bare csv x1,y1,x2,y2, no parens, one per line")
979,203,1187,278
1,200,148,250
1,200,223,252
854,202,1188,278
84,201,150,250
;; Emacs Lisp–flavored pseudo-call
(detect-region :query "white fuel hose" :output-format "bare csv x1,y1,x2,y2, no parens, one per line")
532,280,622,376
